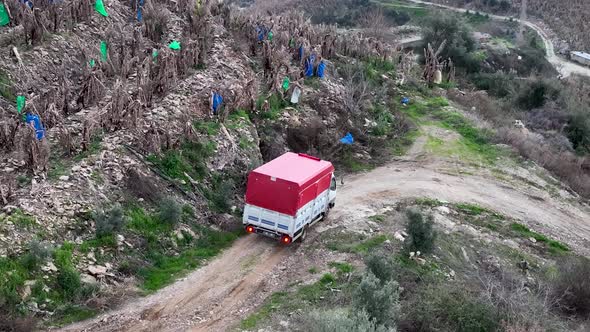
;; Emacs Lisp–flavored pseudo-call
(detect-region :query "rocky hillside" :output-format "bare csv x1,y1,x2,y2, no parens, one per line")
0,0,413,328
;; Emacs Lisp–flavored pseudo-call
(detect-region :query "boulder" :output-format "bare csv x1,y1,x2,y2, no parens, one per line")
41,262,58,272
394,231,406,242
88,265,108,275
81,273,98,284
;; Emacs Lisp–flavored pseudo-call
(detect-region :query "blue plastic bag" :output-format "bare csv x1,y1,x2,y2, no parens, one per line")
401,97,410,105
25,114,45,141
20,0,33,8
317,61,326,78
212,93,223,114
340,133,354,145
137,0,144,21
298,46,304,61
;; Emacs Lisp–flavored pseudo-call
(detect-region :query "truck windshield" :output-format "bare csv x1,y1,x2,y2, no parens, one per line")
330,177,337,190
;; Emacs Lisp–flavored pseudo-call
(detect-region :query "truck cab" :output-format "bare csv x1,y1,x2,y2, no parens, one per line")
242,153,336,244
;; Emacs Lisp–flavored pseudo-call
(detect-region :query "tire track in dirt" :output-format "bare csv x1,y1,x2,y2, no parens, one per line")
57,236,289,332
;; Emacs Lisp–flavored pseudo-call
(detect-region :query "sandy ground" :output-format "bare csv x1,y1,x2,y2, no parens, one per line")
56,131,590,332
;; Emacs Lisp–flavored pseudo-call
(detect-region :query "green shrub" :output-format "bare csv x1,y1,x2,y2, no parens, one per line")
420,13,478,72
54,242,75,269
566,111,590,153
305,309,391,332
20,240,53,271
516,79,561,110
552,256,590,317
94,205,126,237
365,254,394,282
147,140,215,183
401,284,500,332
205,176,235,213
471,72,515,98
57,268,81,300
158,198,182,226
404,208,436,254
353,272,400,327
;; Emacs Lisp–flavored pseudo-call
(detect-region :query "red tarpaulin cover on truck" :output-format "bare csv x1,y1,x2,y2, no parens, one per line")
245,152,334,216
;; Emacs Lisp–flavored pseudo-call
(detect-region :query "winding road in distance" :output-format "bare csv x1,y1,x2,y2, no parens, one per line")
406,0,590,78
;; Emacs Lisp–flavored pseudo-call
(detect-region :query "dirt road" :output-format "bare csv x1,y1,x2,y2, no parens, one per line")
405,0,590,78
58,135,590,332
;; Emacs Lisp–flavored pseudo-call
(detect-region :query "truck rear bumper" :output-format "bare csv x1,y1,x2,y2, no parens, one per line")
245,224,283,239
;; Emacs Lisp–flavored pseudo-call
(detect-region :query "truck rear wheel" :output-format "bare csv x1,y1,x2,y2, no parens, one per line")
299,226,307,242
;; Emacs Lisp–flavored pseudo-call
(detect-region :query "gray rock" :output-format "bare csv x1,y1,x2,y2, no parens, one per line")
88,265,108,275
41,262,58,272
58,175,70,181
81,274,97,284
436,206,451,214
2,205,18,214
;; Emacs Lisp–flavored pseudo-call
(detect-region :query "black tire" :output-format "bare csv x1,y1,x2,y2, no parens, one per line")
299,226,307,242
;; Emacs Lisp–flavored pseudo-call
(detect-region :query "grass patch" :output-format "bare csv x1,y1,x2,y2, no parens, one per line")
308,266,318,274
363,57,396,85
147,140,215,184
51,306,97,326
79,235,117,253
376,0,430,22
89,170,104,185
0,69,16,102
257,93,289,120
240,292,289,329
304,77,322,89
73,134,103,162
138,225,238,292
329,262,355,274
509,223,569,255
454,203,488,216
403,96,500,164
368,215,386,223
414,197,444,207
193,121,221,136
391,128,420,156
226,109,252,130
353,235,388,253
238,137,253,150
240,272,350,329
2,209,37,228
47,159,69,180
340,150,373,173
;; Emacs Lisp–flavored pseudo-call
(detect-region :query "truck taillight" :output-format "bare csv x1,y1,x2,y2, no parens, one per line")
280,235,292,244
246,226,255,233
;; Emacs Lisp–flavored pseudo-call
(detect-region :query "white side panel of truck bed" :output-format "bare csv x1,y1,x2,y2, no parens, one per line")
244,189,330,237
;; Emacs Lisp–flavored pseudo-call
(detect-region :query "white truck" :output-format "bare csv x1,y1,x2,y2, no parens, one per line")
243,152,337,244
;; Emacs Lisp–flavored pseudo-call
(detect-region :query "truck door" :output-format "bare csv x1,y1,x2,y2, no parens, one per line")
329,175,337,206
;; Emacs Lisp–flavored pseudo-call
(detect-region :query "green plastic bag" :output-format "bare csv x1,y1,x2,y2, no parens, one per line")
16,96,26,115
282,77,290,91
89,59,96,68
268,31,273,41
0,3,10,26
168,41,181,50
95,0,109,17
152,49,159,58
100,41,108,62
